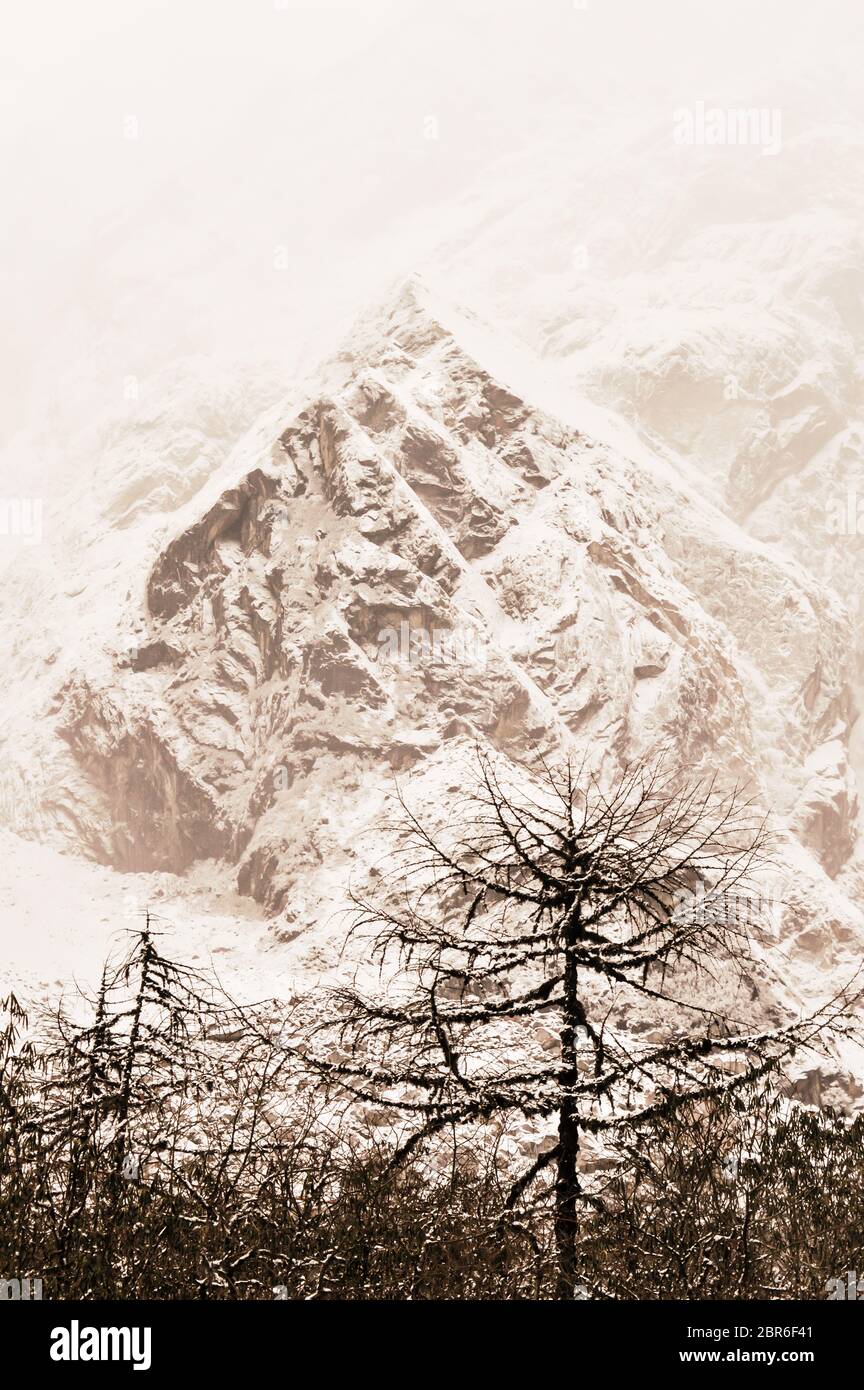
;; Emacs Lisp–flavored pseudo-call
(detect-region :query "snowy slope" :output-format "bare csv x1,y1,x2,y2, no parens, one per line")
3,9,864,1103
0,276,861,1078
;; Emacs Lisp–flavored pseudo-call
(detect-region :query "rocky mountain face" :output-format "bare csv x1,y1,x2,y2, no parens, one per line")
2,276,861,1045
424,110,864,918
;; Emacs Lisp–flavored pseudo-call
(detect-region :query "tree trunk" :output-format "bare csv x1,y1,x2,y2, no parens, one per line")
555,929,581,1299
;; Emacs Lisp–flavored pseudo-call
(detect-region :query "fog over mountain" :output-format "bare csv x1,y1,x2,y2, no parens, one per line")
4,0,864,1102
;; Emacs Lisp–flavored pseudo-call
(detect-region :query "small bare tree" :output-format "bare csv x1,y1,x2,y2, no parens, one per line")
306,750,860,1298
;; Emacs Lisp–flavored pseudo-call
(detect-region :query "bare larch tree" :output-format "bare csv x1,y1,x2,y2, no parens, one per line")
307,750,859,1298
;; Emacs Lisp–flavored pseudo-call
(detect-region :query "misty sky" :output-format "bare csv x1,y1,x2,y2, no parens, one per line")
3,0,863,453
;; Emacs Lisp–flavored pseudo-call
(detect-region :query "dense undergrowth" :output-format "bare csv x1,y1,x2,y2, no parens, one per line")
2,929,862,1301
